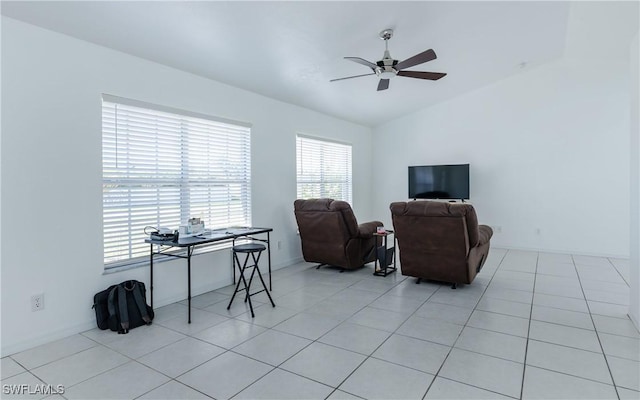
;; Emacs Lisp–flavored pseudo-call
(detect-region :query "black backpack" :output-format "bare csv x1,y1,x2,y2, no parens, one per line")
93,280,154,334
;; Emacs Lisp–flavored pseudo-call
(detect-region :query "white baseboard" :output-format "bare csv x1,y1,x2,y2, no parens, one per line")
272,256,304,270
492,244,628,259
1,256,306,357
1,320,97,357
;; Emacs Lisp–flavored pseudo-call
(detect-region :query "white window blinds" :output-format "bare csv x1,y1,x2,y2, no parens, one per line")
102,95,251,268
296,135,352,203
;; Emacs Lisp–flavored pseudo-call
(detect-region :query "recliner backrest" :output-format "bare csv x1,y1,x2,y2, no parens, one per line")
294,198,382,270
390,201,481,258
294,199,357,253
390,200,491,285
390,201,479,247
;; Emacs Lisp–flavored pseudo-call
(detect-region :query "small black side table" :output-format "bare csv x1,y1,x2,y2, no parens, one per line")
373,230,397,277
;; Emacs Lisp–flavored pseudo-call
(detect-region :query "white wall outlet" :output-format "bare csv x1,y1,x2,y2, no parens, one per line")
277,240,282,250
31,293,45,312
535,228,541,235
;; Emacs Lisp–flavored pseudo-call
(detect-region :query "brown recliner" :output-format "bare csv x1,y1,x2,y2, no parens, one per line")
294,199,383,270
390,201,493,286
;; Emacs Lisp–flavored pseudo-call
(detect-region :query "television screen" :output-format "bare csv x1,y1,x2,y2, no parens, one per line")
408,164,470,200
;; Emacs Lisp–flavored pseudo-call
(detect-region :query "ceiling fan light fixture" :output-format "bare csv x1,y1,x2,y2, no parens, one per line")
375,66,398,79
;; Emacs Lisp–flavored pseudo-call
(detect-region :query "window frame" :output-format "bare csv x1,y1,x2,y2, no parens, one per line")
296,134,353,203
101,94,252,270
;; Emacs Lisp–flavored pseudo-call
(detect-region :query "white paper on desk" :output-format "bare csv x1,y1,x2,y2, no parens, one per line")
206,232,229,238
178,232,227,243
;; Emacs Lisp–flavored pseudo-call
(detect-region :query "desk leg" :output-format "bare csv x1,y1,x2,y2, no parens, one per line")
232,237,236,285
150,244,154,309
187,246,192,324
267,231,272,291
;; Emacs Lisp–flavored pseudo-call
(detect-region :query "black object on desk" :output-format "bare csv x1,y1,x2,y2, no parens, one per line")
145,227,273,323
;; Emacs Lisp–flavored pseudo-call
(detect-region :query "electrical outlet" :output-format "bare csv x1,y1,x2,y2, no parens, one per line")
31,293,44,312
277,240,282,250
535,228,541,235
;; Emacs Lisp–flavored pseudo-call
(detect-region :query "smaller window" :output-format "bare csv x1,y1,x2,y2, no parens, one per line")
296,135,352,203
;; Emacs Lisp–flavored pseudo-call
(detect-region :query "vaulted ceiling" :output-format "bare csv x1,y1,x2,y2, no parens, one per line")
2,1,638,127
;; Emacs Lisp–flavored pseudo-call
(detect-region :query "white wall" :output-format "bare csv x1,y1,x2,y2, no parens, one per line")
372,58,630,257
0,18,373,355
630,32,639,329
0,14,3,356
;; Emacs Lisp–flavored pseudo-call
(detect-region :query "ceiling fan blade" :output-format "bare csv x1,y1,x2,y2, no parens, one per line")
345,57,378,70
397,71,447,80
330,73,375,82
395,49,437,71
377,79,390,91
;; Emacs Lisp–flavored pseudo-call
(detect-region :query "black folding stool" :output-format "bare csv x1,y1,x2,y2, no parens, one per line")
227,243,275,317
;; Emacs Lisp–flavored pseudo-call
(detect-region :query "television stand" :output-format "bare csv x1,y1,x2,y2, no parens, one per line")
411,199,470,204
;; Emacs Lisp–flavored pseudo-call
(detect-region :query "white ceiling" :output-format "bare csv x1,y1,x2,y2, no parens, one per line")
2,1,638,127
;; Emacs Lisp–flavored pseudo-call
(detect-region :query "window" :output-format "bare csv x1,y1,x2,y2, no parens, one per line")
102,95,251,268
296,135,352,203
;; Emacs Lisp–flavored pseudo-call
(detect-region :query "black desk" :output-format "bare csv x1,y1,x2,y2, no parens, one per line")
145,227,273,323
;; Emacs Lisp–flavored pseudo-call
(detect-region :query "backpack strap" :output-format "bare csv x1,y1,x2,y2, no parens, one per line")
107,286,118,322
116,284,130,334
107,285,129,334
129,281,152,325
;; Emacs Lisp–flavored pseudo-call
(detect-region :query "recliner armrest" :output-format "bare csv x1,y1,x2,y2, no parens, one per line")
358,221,383,238
478,225,493,245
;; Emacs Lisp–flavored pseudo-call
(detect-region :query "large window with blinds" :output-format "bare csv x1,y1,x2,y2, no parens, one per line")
296,135,352,203
102,95,251,268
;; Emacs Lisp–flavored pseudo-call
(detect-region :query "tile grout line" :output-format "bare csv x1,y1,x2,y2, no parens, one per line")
429,376,520,400
259,261,492,398
110,261,638,399
519,251,540,400
21,343,145,396
293,267,426,399
21,266,323,399
420,249,509,399
215,264,410,400
9,256,635,399
606,257,631,287
320,272,443,399
571,255,622,400
224,276,381,400
8,337,101,374
5,265,352,400
328,254,513,398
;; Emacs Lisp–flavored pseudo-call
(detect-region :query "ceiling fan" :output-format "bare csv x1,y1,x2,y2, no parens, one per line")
331,29,446,91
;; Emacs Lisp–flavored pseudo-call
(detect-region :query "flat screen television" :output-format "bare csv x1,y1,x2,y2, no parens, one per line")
408,164,470,200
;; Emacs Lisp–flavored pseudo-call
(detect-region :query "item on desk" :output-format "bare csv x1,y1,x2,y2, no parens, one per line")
376,226,386,234
178,218,206,239
144,226,178,242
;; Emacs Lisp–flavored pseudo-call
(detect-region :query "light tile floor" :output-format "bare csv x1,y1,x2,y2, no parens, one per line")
2,248,639,399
